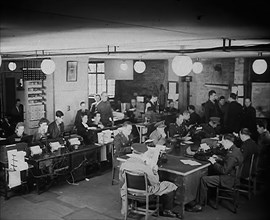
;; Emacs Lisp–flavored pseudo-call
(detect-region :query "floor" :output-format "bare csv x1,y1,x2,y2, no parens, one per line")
0,169,269,220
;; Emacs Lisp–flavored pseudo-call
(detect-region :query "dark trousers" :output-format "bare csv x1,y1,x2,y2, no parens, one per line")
197,175,220,205
160,191,175,210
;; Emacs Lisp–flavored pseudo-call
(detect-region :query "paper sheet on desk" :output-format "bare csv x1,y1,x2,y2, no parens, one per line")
183,141,194,144
180,159,201,166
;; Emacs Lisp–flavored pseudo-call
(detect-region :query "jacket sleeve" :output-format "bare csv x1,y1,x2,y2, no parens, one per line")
212,155,238,175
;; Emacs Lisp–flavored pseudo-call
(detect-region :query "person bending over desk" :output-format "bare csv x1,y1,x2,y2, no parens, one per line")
149,121,167,145
7,122,27,144
113,121,133,157
186,133,243,212
119,143,178,218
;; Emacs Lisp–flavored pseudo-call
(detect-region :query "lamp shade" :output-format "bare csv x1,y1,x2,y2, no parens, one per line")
192,61,203,74
252,59,267,75
134,61,146,73
120,62,128,71
41,59,56,75
8,62,17,71
172,55,193,76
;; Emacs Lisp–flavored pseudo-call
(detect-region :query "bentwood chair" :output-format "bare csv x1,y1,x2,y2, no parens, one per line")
239,154,258,199
215,164,243,213
123,170,159,220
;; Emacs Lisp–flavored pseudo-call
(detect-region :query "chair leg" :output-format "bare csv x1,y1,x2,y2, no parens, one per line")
124,197,128,220
215,187,219,209
111,167,115,185
145,196,149,220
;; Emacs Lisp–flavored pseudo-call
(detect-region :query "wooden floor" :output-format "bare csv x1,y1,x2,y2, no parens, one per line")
0,170,269,220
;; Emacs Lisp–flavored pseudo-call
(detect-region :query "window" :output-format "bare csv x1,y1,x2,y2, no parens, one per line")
88,62,115,98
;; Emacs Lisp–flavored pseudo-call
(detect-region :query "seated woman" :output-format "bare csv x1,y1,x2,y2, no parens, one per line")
113,121,133,157
7,122,27,144
88,112,104,129
32,118,49,143
76,114,94,145
149,121,167,145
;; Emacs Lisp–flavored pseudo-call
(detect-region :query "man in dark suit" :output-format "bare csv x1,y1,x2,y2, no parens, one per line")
224,93,243,133
10,99,24,125
186,133,243,212
48,110,64,139
187,105,201,126
242,98,257,140
203,90,219,123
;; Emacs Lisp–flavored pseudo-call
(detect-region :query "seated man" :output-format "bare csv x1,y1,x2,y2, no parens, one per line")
186,133,243,212
113,121,133,157
7,122,26,144
169,113,189,138
48,110,64,139
187,105,201,126
119,143,178,217
200,117,220,138
239,128,259,178
149,121,167,145
32,118,50,142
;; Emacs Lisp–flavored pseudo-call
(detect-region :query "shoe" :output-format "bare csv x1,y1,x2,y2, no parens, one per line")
162,210,177,218
185,204,203,212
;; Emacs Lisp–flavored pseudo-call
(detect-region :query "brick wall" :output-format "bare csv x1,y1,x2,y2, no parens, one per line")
115,60,168,106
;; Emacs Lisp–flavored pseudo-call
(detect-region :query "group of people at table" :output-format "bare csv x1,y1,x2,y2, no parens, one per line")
2,90,270,218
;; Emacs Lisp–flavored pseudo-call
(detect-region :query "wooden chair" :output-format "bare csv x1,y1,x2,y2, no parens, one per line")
123,170,159,220
111,143,119,185
239,154,258,199
215,164,243,213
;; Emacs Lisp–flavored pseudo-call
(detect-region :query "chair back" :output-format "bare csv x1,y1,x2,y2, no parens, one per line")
234,163,243,188
124,170,148,192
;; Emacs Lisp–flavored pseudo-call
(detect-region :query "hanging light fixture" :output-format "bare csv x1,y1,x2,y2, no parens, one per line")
252,59,267,75
172,55,193,76
41,59,56,75
120,61,128,71
8,62,17,71
192,60,203,74
134,60,146,73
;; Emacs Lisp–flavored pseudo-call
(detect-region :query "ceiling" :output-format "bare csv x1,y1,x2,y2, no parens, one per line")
1,0,270,60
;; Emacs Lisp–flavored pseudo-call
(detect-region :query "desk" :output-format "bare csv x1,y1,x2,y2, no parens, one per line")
27,144,101,194
135,122,152,143
117,154,210,218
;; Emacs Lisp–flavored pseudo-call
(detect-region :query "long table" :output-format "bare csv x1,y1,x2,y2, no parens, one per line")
117,153,210,218
27,144,102,194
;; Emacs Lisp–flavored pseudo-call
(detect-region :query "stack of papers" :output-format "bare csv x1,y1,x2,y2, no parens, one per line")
184,141,194,144
180,159,201,166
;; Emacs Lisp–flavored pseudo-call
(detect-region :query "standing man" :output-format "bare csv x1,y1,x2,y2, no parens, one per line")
11,99,24,125
48,110,64,139
203,90,219,123
224,93,243,133
90,94,101,116
96,92,114,127
242,98,257,140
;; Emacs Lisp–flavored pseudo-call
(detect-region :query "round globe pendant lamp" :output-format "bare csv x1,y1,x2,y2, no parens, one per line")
8,62,17,71
252,59,267,75
134,61,146,73
41,59,56,75
192,61,203,74
172,55,193,76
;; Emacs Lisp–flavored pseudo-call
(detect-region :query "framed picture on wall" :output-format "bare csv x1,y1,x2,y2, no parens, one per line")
66,61,78,82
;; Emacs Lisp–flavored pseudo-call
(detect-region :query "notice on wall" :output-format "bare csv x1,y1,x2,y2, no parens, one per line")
252,83,270,118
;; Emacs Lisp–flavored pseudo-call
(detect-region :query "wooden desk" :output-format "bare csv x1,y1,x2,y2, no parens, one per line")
27,144,102,194
117,154,210,218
